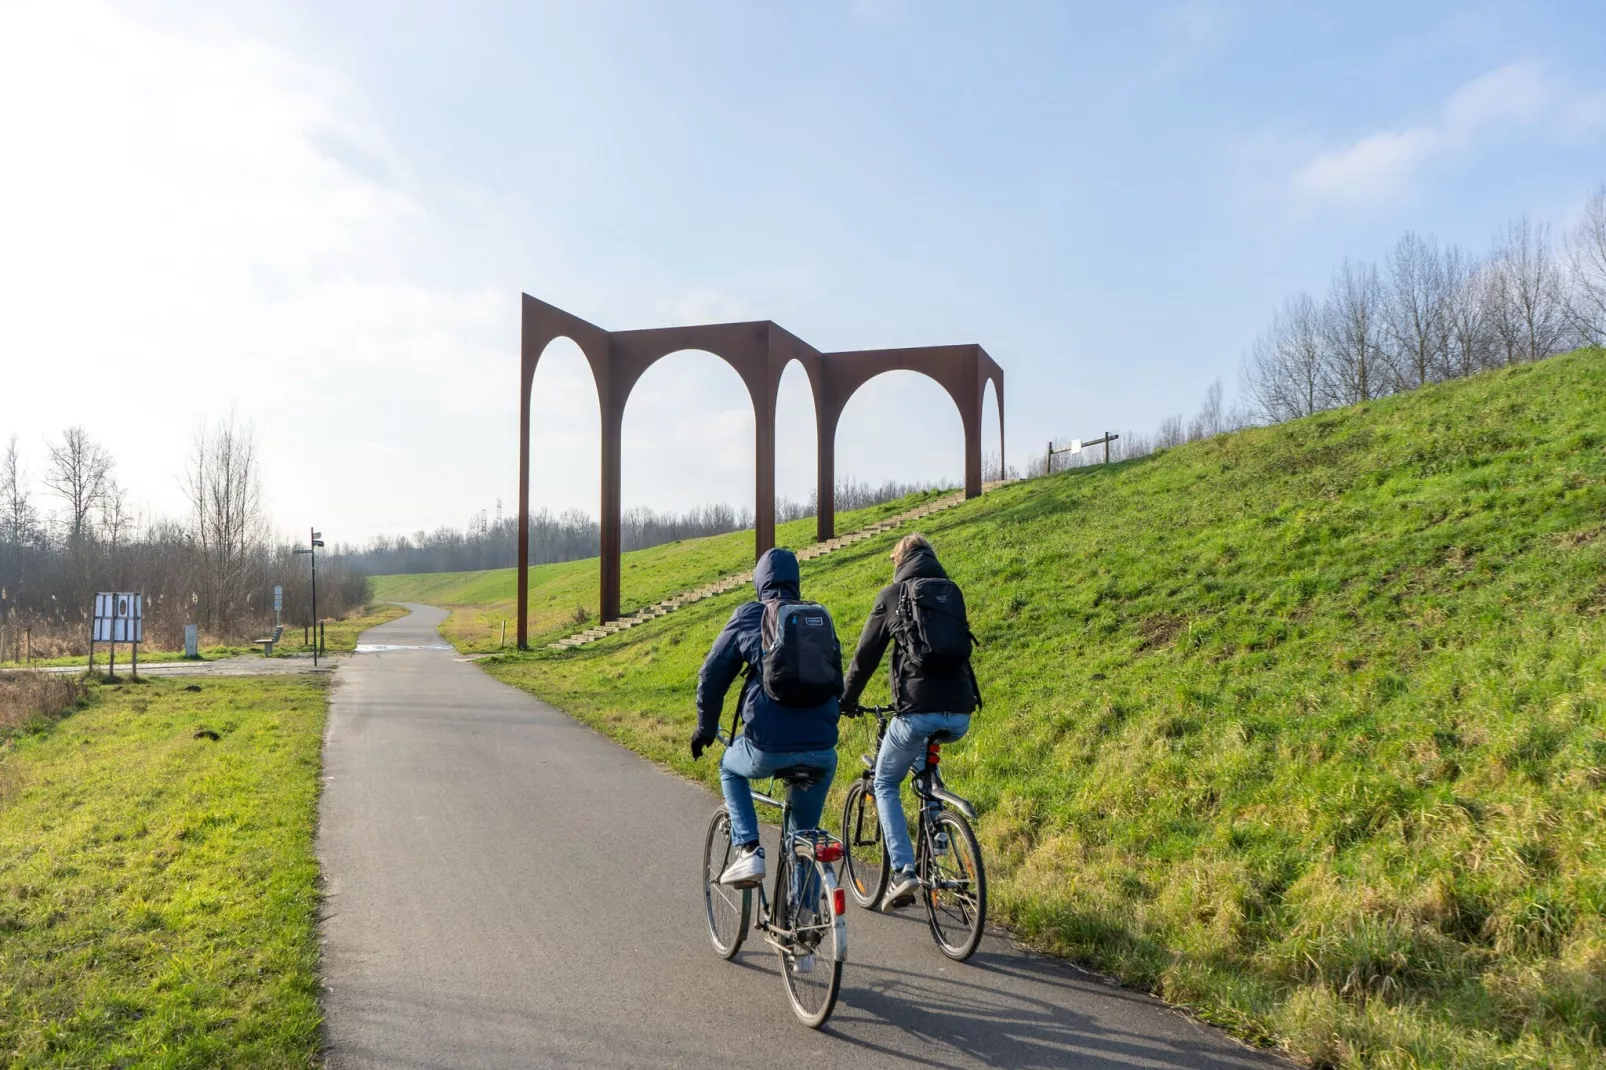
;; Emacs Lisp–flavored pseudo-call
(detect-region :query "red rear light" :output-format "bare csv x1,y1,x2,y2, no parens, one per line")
833,888,846,915
816,843,843,864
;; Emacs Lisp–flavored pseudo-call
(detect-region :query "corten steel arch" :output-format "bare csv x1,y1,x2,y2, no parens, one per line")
517,294,1004,647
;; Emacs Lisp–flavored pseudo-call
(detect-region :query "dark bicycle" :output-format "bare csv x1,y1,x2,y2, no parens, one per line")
701,731,847,1028
838,705,987,961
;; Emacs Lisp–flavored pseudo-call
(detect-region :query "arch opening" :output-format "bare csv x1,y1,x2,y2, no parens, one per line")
619,349,755,607
528,337,602,563
981,377,1004,482
773,358,818,536
833,370,964,520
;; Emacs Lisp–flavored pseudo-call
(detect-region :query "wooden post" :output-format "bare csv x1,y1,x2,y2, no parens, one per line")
1046,440,1053,477
500,620,506,648
1104,431,1111,465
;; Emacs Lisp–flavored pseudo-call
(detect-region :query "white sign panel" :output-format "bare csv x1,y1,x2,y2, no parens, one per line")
1069,439,1083,454
93,592,143,643
273,585,283,612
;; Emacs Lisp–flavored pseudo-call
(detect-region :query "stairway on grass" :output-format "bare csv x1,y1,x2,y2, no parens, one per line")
550,484,1006,649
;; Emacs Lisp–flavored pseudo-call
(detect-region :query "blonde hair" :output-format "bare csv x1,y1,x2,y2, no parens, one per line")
890,532,932,569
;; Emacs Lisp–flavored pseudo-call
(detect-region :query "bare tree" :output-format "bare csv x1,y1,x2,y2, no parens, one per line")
1565,182,1606,346
184,415,268,633
42,426,112,546
1488,215,1571,363
1191,377,1225,439
1243,291,1326,422
1383,231,1448,390
100,478,134,556
1321,259,1388,405
1156,414,1186,449
0,435,37,546
1441,245,1494,377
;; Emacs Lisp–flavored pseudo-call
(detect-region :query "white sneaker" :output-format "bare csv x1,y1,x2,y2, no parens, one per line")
883,870,919,909
790,953,815,975
720,845,765,887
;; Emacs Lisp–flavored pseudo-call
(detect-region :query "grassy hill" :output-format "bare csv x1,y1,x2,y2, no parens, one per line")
371,493,943,650
399,349,1605,1067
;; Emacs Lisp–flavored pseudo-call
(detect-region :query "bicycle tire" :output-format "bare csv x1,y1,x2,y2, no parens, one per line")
921,809,986,961
702,808,750,959
777,852,845,1028
840,779,889,910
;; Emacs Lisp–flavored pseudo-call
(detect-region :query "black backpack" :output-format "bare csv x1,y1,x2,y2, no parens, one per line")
758,599,844,707
892,577,974,670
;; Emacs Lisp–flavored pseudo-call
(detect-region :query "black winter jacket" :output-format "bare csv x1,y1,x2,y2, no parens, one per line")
840,545,979,716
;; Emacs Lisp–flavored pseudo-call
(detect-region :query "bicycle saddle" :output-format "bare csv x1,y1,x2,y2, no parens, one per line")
771,764,827,788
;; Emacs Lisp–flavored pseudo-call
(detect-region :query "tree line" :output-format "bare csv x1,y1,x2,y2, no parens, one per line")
1244,183,1604,422
0,418,365,659
346,475,956,577
1047,180,1606,473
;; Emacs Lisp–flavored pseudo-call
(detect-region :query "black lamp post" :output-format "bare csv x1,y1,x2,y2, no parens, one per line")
293,528,325,665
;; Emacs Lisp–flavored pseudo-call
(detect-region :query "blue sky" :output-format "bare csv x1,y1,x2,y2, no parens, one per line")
2,1,1603,541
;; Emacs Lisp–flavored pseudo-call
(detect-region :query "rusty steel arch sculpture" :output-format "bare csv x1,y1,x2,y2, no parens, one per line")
517,293,1004,646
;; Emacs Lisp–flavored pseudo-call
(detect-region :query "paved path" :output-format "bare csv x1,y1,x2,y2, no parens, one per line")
319,604,1290,1069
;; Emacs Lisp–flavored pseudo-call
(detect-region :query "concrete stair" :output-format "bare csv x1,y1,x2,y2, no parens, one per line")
548,482,1012,650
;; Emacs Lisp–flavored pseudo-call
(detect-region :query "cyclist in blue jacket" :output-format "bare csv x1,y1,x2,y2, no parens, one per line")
690,547,840,888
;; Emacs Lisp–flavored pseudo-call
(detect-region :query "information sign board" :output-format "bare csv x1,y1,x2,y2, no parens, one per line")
92,592,143,643
273,585,283,613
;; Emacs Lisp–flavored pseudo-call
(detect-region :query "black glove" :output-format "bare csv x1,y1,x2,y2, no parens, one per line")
841,702,862,718
690,727,716,760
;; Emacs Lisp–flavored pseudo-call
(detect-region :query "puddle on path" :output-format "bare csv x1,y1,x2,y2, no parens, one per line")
355,643,453,653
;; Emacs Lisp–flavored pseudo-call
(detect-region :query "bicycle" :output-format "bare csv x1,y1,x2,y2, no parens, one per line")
701,731,848,1028
838,705,987,961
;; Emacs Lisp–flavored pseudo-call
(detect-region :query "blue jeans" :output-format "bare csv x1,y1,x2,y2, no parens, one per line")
873,712,972,876
720,736,837,849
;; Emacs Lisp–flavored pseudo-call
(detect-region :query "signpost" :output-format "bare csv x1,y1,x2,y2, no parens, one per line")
1046,432,1120,474
293,529,325,666
92,592,143,680
273,584,283,631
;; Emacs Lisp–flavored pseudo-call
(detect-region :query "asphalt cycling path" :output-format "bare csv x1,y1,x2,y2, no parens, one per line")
319,604,1290,1069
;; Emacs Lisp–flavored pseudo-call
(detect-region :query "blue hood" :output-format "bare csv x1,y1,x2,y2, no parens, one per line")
753,548,800,601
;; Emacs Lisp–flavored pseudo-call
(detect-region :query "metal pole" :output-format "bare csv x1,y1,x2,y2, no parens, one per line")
311,526,318,668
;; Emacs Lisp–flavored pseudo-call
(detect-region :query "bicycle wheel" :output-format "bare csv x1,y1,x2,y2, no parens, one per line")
777,852,845,1028
840,780,889,909
702,808,749,959
921,809,986,961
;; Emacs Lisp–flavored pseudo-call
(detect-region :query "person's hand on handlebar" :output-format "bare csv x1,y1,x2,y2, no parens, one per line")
689,725,717,760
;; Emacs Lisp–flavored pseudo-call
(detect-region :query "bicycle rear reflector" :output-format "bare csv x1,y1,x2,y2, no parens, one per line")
815,842,844,864
833,888,846,916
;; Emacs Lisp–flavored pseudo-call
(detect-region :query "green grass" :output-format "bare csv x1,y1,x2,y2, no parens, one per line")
1,646,257,670
0,676,327,1066
469,348,1606,1068
371,493,947,651
271,603,409,656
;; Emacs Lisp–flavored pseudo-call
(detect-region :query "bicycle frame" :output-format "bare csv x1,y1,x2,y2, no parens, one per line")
856,709,977,821
718,732,847,948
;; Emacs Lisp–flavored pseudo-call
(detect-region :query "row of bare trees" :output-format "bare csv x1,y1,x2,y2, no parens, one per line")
348,475,956,577
0,418,366,658
1044,182,1606,475
1243,185,1605,423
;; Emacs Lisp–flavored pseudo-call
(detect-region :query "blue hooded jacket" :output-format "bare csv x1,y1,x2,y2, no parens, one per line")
695,548,840,753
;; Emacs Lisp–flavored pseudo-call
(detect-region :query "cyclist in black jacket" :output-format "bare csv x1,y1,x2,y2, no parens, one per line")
840,533,979,907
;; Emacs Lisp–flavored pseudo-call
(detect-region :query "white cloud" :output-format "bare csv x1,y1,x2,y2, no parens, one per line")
1289,60,1582,210
0,2,516,541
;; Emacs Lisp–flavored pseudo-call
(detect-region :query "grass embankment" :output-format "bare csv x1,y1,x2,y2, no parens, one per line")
0,676,327,1065
473,349,1606,1068
371,494,945,650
